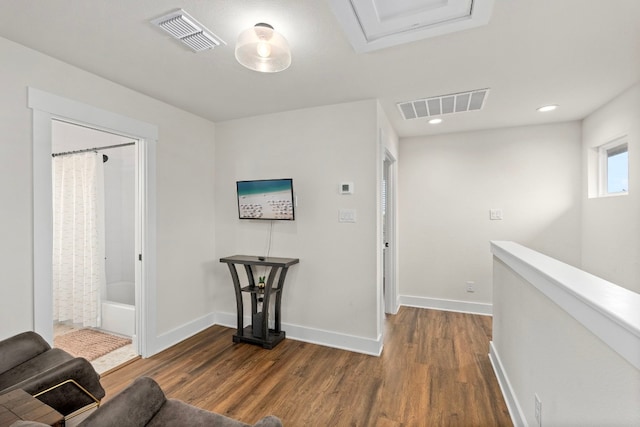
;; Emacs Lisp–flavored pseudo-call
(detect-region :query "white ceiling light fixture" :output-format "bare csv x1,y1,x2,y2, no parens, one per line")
235,23,291,73
428,118,443,124
151,9,225,52
537,104,558,112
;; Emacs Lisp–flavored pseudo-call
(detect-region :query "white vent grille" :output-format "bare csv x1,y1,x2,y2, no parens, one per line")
151,9,225,52
397,89,489,120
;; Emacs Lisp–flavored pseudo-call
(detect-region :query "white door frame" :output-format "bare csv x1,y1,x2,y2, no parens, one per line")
28,88,157,357
383,149,399,315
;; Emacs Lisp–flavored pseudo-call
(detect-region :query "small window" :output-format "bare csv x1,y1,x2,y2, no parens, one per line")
599,137,628,196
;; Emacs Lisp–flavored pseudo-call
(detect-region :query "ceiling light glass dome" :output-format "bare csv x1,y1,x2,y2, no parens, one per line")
235,23,291,73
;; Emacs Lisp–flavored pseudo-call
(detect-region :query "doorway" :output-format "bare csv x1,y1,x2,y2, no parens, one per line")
29,87,157,358
51,121,139,372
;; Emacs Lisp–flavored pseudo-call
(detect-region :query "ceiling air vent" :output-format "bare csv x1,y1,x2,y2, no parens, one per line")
151,9,226,52
397,89,489,120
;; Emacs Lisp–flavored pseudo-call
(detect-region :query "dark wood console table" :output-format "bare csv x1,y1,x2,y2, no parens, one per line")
220,255,299,349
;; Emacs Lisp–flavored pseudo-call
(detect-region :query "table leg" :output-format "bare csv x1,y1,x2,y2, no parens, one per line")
274,266,290,333
226,263,244,336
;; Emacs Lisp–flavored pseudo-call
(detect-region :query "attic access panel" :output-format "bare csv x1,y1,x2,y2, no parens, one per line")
329,0,494,52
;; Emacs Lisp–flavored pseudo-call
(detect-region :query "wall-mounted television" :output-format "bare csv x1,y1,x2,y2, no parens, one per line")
236,178,295,220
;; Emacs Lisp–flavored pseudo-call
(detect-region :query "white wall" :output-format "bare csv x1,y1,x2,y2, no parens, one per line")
399,123,582,310
581,83,640,292
0,36,216,346
378,103,399,160
214,100,382,350
106,146,136,285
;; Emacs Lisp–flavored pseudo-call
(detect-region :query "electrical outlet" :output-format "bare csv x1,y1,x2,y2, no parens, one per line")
466,281,475,293
534,394,542,427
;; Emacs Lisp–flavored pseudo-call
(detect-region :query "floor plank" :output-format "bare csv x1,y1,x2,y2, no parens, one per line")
101,307,512,426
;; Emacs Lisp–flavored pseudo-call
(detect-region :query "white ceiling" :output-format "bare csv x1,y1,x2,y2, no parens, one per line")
1,0,638,138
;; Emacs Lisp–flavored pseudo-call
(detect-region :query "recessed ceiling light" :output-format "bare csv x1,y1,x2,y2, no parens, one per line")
428,118,443,124
537,105,558,112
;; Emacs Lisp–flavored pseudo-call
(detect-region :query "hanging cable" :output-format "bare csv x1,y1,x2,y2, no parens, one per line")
265,220,274,259
259,220,275,282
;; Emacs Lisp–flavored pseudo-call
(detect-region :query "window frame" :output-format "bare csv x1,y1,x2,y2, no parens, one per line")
598,136,629,197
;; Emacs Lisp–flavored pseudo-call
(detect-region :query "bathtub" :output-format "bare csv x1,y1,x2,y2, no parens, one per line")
101,281,135,337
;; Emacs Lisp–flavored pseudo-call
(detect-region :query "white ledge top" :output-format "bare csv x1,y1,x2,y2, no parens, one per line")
491,241,640,369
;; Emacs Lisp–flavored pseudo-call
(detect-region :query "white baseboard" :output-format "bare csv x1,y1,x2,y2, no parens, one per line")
150,300,494,359
148,312,216,356
489,341,526,427
399,295,492,316
215,311,383,356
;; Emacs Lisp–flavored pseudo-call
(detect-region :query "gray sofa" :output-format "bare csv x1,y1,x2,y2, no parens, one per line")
13,376,282,426
83,376,282,426
0,331,105,416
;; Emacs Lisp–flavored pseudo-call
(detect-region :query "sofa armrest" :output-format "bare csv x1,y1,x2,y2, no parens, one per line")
0,332,50,375
10,355,105,416
80,377,166,427
148,399,284,427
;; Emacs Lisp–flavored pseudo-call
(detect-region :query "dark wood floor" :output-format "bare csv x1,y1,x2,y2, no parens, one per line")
101,307,512,426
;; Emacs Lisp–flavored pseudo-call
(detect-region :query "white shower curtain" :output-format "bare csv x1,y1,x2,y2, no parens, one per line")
52,152,106,327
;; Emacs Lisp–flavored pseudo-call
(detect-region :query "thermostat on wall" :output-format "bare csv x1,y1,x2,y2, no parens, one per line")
340,182,354,194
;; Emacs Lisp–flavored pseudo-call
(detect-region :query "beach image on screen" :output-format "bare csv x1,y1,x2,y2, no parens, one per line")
237,179,294,220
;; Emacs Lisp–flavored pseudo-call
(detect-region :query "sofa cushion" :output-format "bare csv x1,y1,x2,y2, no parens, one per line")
79,377,166,427
0,348,72,393
0,332,50,376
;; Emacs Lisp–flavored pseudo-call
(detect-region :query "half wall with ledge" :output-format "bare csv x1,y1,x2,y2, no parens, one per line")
489,241,640,427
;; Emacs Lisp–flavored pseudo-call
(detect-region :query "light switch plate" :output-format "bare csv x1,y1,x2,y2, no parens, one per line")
339,209,357,223
490,209,503,220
